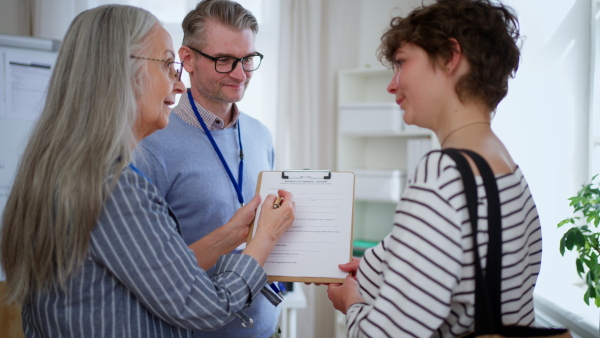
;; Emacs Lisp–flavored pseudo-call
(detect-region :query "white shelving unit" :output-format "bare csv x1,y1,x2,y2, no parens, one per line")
278,283,307,338
335,66,438,338
336,67,437,247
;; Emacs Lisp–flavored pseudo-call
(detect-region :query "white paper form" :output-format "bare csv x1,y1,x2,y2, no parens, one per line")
0,47,57,281
251,171,355,281
4,51,54,120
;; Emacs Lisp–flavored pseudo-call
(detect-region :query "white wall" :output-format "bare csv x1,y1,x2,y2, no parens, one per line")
0,0,30,36
497,0,591,302
357,0,433,69
497,0,598,330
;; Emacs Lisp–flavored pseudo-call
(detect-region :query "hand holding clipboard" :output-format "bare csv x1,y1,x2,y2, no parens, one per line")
247,170,355,283
243,190,295,267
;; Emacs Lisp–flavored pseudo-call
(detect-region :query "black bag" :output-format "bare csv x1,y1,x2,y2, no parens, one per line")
442,149,571,338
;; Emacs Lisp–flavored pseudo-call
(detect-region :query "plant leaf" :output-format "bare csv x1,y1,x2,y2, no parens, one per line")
588,281,596,300
576,258,585,276
587,215,595,225
565,230,575,251
574,228,586,248
558,218,576,228
584,288,591,306
559,174,600,308
587,270,595,288
590,253,599,274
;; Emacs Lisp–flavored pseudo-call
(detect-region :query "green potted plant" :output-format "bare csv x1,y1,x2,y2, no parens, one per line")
558,174,600,307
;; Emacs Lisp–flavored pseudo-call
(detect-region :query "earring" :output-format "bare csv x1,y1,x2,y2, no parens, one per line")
446,67,450,72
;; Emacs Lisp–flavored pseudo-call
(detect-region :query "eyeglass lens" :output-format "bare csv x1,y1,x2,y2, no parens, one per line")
168,62,183,81
216,55,261,73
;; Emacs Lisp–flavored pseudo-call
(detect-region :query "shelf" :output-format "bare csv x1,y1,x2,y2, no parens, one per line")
352,239,379,257
353,169,406,202
352,201,396,242
338,102,432,136
337,136,435,171
338,68,394,103
337,67,435,250
279,283,307,338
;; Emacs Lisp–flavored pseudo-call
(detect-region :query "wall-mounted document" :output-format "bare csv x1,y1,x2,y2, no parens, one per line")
248,170,355,283
0,35,59,282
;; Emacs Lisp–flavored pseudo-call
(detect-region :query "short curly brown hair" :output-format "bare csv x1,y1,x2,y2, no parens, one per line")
377,0,521,110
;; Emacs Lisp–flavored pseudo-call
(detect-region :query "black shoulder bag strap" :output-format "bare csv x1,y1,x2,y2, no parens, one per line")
443,149,571,337
442,148,498,334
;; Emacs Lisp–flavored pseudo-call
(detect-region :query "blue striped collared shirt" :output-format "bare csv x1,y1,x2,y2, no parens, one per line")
22,167,269,337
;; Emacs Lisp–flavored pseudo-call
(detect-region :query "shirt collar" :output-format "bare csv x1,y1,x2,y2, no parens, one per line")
174,89,240,131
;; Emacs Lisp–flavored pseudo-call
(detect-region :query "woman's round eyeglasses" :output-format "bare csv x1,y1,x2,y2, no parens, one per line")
130,55,184,81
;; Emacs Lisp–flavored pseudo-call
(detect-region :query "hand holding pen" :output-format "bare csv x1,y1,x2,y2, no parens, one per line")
242,190,295,267
273,195,283,209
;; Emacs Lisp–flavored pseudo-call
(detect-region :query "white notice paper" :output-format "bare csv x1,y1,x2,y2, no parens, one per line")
4,51,54,120
249,170,355,282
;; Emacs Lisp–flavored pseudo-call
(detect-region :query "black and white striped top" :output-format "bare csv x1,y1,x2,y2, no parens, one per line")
21,167,268,337
347,151,542,337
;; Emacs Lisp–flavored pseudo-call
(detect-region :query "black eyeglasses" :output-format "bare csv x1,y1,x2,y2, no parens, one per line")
187,46,263,73
130,55,184,81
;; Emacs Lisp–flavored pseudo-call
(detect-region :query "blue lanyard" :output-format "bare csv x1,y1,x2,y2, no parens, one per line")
129,163,152,183
187,90,244,206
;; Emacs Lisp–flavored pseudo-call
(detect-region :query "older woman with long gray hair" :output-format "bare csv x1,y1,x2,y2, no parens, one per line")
0,5,294,337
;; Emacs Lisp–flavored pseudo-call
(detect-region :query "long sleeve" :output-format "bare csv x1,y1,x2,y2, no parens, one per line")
346,174,463,337
344,151,541,337
91,168,267,330
134,109,280,337
21,167,270,338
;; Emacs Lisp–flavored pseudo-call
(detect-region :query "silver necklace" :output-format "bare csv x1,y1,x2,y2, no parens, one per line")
440,121,490,147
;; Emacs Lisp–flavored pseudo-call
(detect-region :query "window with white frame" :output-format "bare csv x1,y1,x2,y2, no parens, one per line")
591,2,600,177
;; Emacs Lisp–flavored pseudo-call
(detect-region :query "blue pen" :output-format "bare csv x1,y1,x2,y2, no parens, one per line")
269,282,283,298
277,282,287,295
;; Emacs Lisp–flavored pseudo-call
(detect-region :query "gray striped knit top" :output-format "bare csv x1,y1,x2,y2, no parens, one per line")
347,150,542,337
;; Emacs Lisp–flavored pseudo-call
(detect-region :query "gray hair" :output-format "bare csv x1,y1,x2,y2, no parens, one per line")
0,4,158,304
182,0,258,49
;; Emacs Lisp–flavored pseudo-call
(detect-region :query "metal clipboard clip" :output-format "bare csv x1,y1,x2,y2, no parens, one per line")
281,169,332,180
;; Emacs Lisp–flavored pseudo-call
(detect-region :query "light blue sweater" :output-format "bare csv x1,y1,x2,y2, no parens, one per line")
137,107,277,337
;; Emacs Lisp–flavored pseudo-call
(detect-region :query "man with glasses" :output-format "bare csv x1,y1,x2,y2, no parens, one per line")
137,1,279,337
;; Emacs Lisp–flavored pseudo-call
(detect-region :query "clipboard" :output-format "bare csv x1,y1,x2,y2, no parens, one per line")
247,170,355,283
